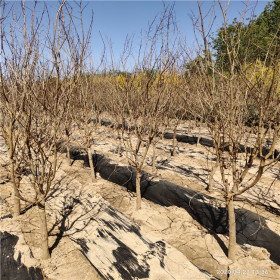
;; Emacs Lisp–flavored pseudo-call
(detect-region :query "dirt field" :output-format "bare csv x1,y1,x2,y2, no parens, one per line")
1,121,280,279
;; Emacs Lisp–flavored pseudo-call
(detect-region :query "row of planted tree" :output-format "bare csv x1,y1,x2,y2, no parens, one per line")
1,0,279,263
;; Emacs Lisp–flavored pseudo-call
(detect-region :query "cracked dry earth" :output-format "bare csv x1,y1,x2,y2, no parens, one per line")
62,156,280,280
95,122,280,219
65,120,280,279
1,135,213,280
90,121,280,224
1,120,280,280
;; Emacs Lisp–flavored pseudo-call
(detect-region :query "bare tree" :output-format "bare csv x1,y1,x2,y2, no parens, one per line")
0,0,94,260
75,71,105,182
0,0,48,217
167,74,189,157
192,0,280,261
110,4,179,210
60,1,94,167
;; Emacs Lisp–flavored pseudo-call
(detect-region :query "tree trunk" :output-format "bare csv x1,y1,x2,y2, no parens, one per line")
88,149,96,182
12,183,20,217
8,123,20,217
117,130,122,156
161,131,165,141
117,141,121,156
66,134,71,166
9,157,20,217
136,169,141,210
227,197,237,262
197,125,201,146
172,126,177,156
38,200,50,260
152,142,157,174
208,160,218,193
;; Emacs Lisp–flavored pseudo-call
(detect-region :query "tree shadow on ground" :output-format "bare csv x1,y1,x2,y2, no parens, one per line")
156,158,210,188
46,180,102,256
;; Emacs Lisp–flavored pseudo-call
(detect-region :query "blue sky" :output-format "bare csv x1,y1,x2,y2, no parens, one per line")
88,1,269,69
3,1,270,70
89,1,268,48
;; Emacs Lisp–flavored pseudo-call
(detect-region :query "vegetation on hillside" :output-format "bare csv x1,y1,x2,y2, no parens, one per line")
212,0,280,70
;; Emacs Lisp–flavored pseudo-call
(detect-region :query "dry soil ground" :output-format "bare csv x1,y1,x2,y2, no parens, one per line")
1,121,280,280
